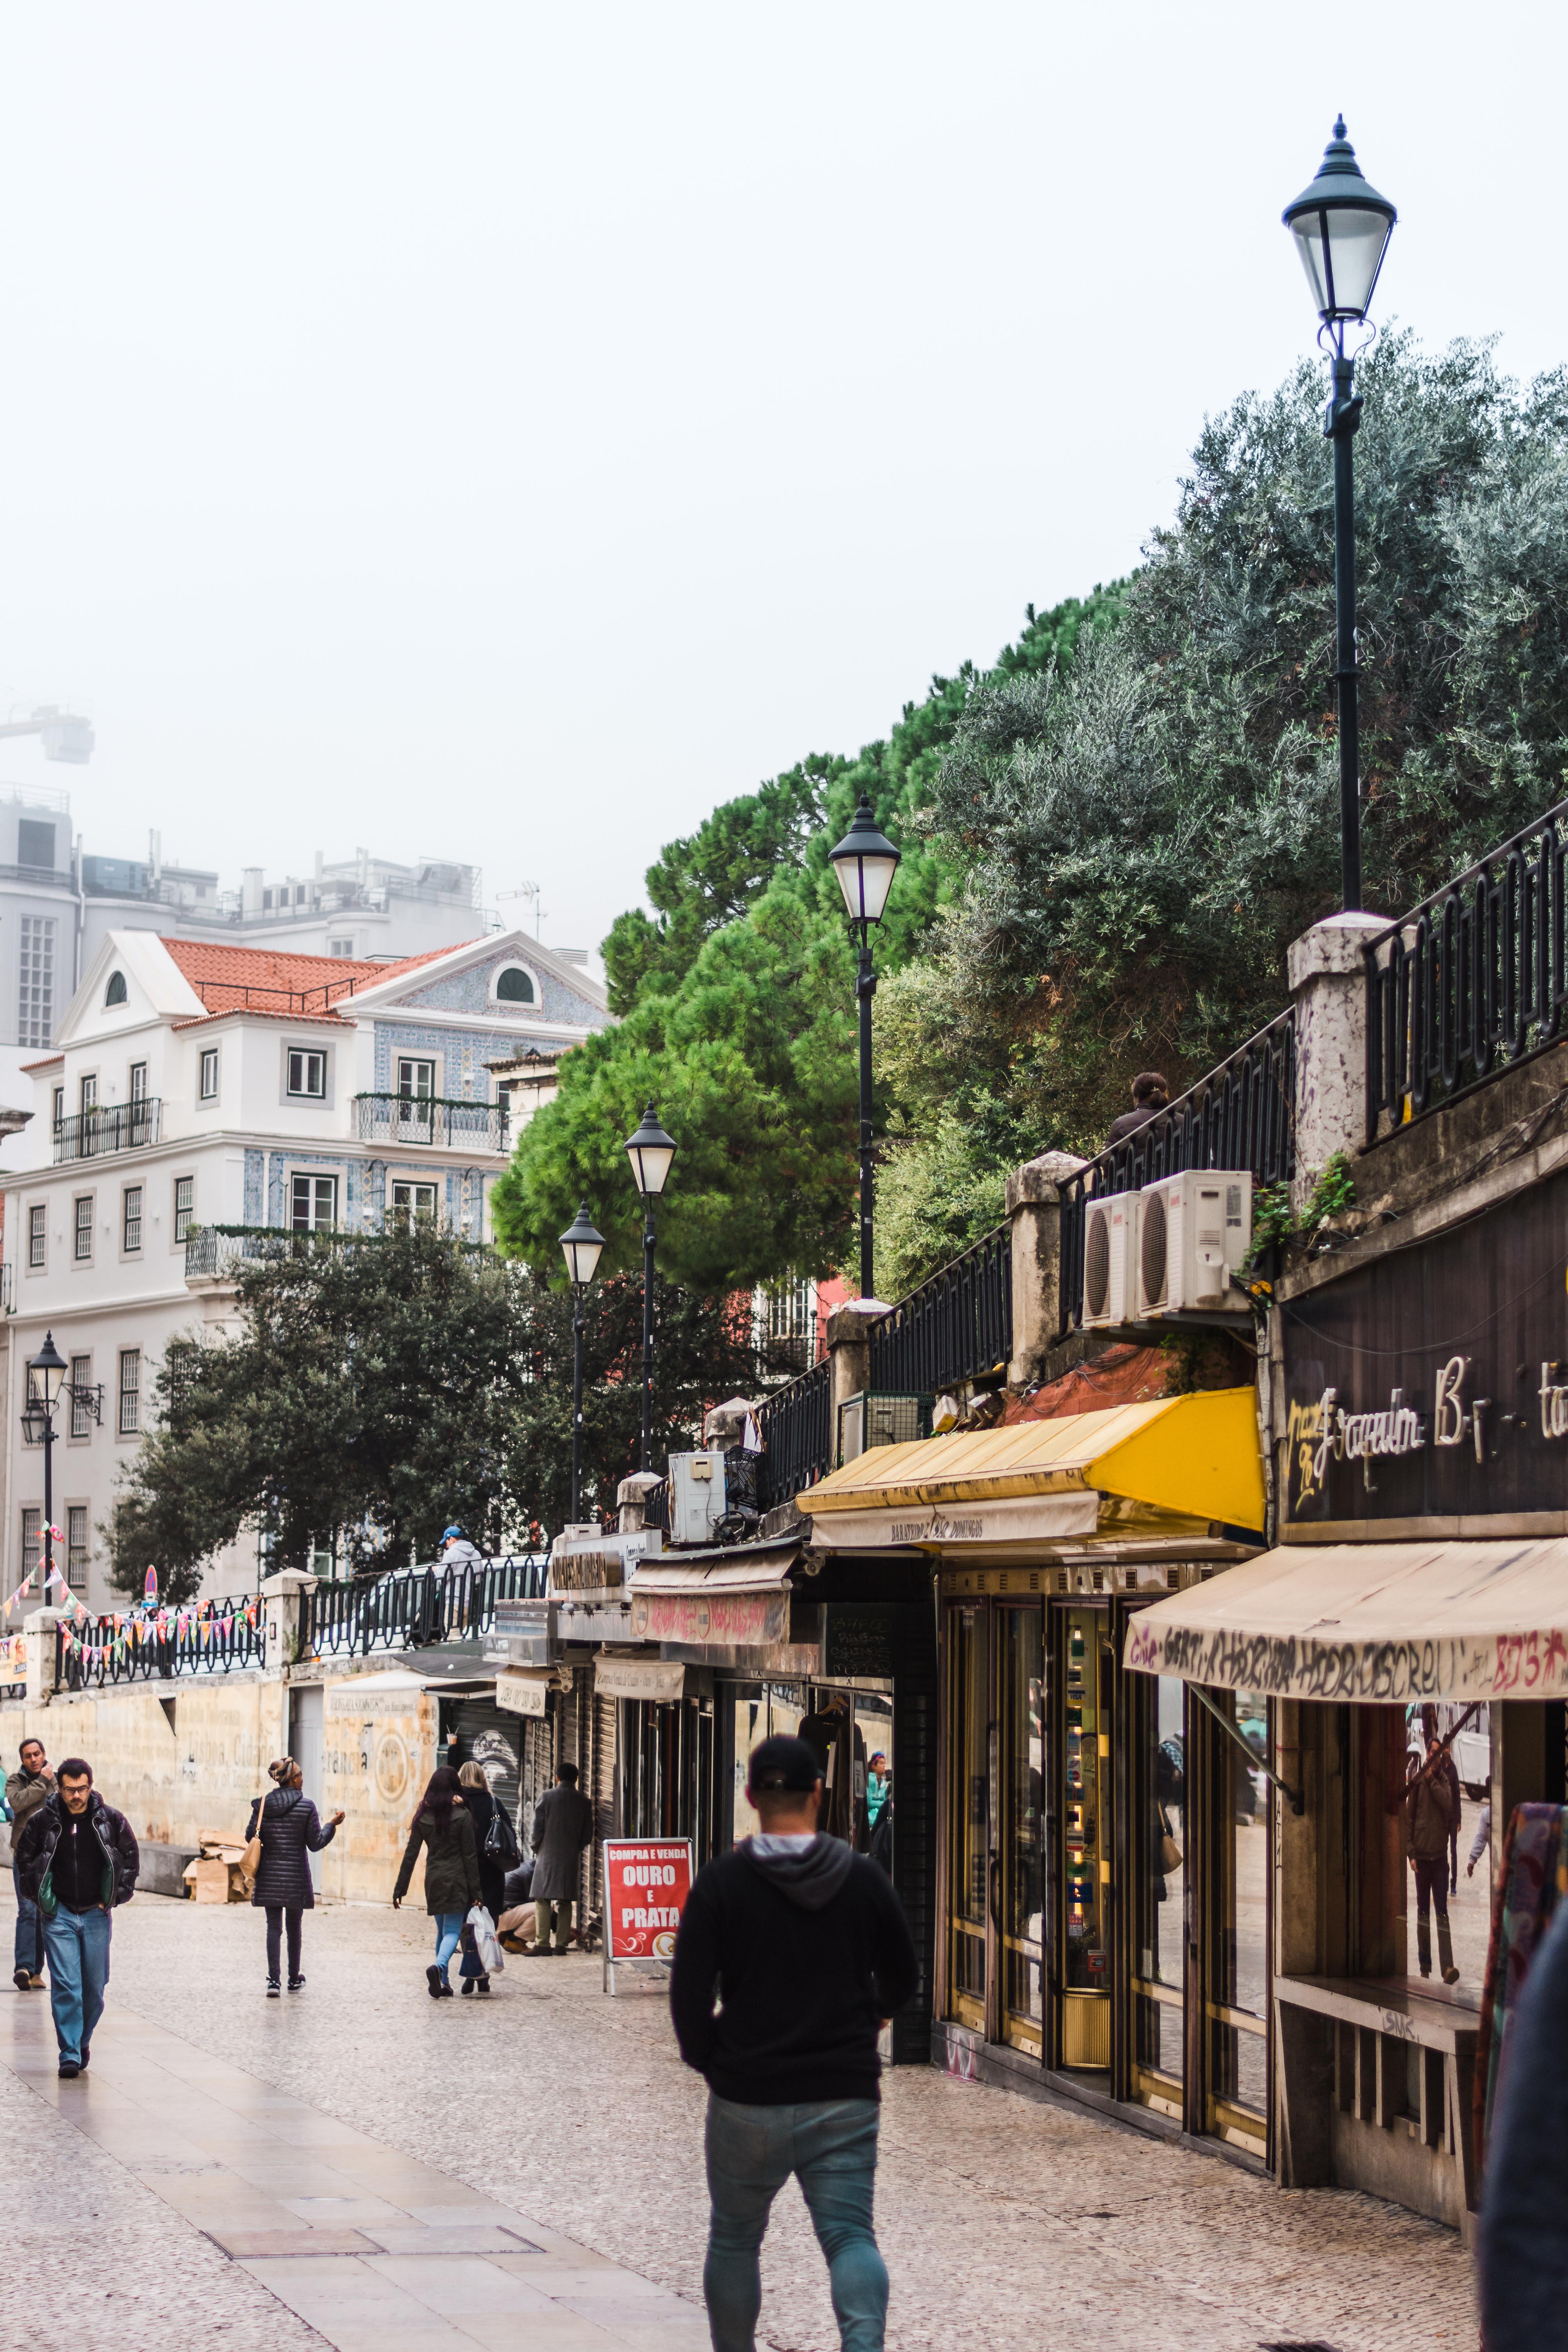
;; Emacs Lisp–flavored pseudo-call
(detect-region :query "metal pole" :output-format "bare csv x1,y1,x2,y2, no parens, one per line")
42,1413,53,1598
857,929,875,1300
641,1196,656,1475
1329,344,1364,912
570,1286,585,1521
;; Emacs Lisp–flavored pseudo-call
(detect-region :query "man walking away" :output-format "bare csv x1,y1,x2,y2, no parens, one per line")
1404,1735,1460,1984
1105,1071,1170,1148
671,1734,918,2352
8,1737,53,1991
13,1757,139,2076
530,1762,594,1954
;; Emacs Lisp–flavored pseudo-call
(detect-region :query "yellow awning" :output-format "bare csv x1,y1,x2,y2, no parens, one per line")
806,1389,1264,1542
1123,1538,1568,1702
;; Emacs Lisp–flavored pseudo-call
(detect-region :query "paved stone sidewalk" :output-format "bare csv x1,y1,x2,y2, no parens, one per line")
0,1883,1478,2351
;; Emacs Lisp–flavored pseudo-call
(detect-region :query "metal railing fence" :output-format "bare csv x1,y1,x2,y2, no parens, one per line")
1365,799,1568,1142
867,1222,1013,1397
53,1098,162,1163
354,1093,509,1153
754,1354,833,1513
55,1596,264,1691
300,1553,546,1658
1056,1006,1297,1338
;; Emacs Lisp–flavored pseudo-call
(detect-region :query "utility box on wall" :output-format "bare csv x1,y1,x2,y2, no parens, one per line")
668,1450,728,1546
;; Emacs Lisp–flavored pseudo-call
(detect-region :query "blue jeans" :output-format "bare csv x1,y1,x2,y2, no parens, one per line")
434,1911,464,1980
43,1905,111,2064
12,1864,43,1976
704,2094,886,2352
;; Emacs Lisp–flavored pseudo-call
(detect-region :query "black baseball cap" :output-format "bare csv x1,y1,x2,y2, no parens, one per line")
747,1734,822,1795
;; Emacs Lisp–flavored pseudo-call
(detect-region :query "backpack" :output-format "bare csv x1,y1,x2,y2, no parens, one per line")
484,1804,522,1869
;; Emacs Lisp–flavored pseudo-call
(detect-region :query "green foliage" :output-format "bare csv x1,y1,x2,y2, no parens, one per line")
918,335,1568,1163
1248,1182,1296,1266
1300,1149,1357,1235
105,1228,759,1591
498,586,1128,1288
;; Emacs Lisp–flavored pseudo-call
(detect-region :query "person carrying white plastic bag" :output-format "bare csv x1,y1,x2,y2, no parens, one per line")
466,1903,505,1981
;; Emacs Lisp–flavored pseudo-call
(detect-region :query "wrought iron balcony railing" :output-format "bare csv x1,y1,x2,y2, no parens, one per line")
184,1223,363,1280
868,1222,1013,1398
1056,1006,1297,1339
354,1093,509,1152
53,1098,162,1163
56,1595,264,1691
301,1554,546,1658
754,1354,833,1514
1365,798,1568,1143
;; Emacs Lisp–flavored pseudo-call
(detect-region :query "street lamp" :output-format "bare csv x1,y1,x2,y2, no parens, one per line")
1283,117,1397,913
559,1203,605,1523
25,1331,69,1600
623,1103,677,1473
827,794,901,1301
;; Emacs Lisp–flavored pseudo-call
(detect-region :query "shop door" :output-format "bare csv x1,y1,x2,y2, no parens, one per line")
999,1606,1045,2055
1057,1606,1112,2073
1128,1666,1187,2119
944,1604,989,2033
1194,1688,1272,2156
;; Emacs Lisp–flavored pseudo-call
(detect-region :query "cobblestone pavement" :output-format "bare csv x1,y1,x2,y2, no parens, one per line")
0,1884,1477,2352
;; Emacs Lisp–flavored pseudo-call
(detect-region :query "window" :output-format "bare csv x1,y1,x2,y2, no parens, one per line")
129,1061,147,1101
118,1348,141,1435
80,1074,97,1118
21,1509,40,1582
123,1185,143,1252
328,938,355,958
74,1195,93,1261
27,1203,45,1269
51,1085,63,1131
104,971,127,1007
496,967,535,1004
290,1173,338,1231
391,1180,439,1227
174,1175,195,1242
199,1048,219,1101
18,818,56,872
67,1506,88,1590
397,1058,436,1099
287,1049,327,1099
69,1356,92,1439
19,915,56,1051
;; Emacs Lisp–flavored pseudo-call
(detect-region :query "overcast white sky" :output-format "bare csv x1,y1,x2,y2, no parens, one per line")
0,2,1561,960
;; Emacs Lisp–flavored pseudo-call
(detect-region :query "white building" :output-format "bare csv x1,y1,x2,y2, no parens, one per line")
0,925,609,1614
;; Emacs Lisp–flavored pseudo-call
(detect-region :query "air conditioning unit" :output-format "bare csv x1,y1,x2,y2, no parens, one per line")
668,1450,727,1546
1135,1171,1252,1318
838,1392,926,1466
1080,1191,1138,1329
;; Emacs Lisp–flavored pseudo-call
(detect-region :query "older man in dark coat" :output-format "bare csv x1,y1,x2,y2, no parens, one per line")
530,1763,595,1955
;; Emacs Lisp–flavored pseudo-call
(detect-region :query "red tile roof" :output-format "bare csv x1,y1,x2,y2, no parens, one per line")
159,936,478,1020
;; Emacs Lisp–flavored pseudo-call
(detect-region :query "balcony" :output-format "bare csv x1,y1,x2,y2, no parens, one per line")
53,1098,163,1164
185,1223,365,1282
353,1093,509,1154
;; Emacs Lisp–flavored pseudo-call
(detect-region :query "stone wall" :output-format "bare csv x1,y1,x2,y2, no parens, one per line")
0,1661,440,1906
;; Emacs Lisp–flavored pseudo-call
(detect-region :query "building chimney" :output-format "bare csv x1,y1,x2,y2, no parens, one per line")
242,866,263,916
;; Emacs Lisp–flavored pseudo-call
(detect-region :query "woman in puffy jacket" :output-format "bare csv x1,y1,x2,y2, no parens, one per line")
246,1757,343,1996
392,1765,481,1998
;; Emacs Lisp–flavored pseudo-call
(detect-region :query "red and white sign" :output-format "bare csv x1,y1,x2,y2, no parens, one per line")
603,1838,693,1963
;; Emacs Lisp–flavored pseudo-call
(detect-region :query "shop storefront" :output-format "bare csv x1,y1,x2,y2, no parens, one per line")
804,1389,1268,2141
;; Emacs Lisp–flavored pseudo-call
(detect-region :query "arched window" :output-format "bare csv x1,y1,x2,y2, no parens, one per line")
104,971,127,1007
496,967,535,1004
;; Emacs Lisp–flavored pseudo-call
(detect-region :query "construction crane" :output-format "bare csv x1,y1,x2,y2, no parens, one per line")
0,706,94,764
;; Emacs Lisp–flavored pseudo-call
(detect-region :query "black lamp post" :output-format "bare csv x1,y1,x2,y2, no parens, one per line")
623,1103,677,1473
558,1202,605,1522
827,795,901,1300
24,1331,69,1598
1283,118,1397,913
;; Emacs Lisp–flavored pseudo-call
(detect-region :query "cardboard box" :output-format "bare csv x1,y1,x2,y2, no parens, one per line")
182,1855,248,1904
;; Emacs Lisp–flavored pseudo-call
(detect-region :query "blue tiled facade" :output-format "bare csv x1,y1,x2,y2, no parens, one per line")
397,954,601,1029
371,1019,556,1099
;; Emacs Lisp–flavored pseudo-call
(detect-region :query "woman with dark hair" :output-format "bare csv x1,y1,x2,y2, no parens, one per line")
392,1764,481,1998
246,1757,343,1997
456,1762,508,1994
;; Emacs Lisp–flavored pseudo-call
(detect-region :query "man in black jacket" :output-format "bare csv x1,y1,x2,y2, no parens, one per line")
670,1734,918,2352
13,1756,139,2078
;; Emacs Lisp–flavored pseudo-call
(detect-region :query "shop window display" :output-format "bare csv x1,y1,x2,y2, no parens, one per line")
1060,1609,1111,2069
947,1606,988,2029
1132,1673,1186,2111
1001,1609,1045,2053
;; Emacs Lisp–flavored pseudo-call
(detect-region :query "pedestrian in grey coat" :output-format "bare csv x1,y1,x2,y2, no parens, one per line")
246,1757,343,1996
530,1764,594,1955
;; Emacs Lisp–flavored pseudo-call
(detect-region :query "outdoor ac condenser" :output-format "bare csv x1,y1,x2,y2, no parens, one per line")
1134,1170,1252,1318
1079,1191,1138,1329
668,1450,728,1546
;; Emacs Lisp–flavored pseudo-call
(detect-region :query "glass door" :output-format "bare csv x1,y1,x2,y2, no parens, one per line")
1130,1667,1187,2118
999,1606,1046,2054
1202,1687,1271,2156
1058,1606,1112,2073
945,1604,989,2033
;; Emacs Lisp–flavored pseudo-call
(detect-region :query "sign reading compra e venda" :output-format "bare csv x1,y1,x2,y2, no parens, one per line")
603,1839,693,1964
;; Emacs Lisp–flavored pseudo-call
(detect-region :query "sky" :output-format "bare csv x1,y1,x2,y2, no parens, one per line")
0,2,1563,964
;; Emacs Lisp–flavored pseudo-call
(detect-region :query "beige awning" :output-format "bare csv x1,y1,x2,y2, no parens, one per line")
595,1656,692,1702
632,1543,798,1596
1122,1538,1568,1702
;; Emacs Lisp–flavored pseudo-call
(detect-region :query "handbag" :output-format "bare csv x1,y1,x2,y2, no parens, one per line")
241,1798,264,1880
1158,1805,1183,1876
484,1804,521,1869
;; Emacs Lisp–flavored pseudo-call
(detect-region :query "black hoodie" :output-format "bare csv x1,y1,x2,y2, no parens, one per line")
670,1834,918,2105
